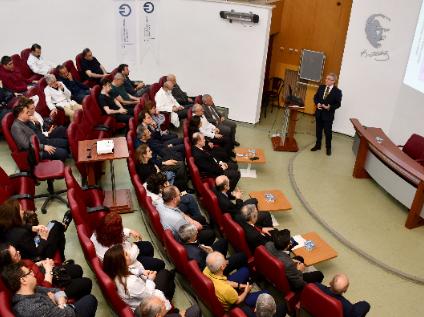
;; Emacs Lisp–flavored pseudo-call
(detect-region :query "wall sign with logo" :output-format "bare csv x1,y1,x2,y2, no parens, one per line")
139,0,160,65
115,0,137,63
361,13,391,62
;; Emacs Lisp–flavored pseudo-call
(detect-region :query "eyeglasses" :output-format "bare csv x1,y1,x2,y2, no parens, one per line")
21,269,33,278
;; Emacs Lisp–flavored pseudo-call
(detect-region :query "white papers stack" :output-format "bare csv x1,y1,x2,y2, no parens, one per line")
292,234,306,250
97,140,114,155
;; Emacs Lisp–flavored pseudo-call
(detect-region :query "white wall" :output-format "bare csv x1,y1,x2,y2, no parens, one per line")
0,0,272,123
335,0,423,144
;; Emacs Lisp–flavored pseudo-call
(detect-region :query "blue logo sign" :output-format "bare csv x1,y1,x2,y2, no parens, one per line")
144,2,154,14
119,4,132,17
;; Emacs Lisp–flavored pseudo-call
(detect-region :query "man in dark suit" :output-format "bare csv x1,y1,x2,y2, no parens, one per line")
214,175,273,227
265,229,324,292
311,73,342,156
316,273,370,317
239,204,275,253
202,94,238,146
178,223,247,274
191,132,240,191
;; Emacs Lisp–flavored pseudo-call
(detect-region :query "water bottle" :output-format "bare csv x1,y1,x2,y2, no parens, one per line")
304,240,315,251
34,235,41,247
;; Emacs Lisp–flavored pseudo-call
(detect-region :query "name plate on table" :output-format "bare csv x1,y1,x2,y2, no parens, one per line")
97,140,115,155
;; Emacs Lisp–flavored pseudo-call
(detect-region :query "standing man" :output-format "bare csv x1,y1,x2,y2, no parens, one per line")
311,73,342,156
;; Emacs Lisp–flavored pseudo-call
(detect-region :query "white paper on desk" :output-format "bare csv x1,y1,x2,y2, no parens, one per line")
271,215,279,227
97,140,114,154
292,234,306,250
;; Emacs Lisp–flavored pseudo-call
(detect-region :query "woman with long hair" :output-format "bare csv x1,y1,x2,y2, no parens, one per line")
0,199,68,261
90,211,164,271
0,242,92,300
135,144,175,185
103,244,174,311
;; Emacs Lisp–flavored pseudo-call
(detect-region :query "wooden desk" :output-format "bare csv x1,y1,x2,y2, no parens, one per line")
249,190,292,211
292,232,338,266
271,105,304,152
234,148,266,178
78,137,133,213
351,118,424,229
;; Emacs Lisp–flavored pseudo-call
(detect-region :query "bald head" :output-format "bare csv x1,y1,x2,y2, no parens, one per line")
167,74,176,83
330,273,349,294
137,295,167,317
215,175,229,192
192,103,203,115
206,251,226,274
163,80,174,90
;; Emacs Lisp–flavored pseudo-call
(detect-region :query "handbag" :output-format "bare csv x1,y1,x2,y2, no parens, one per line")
52,259,74,287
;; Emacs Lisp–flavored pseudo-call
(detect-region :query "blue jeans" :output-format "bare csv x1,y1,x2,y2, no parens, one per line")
228,267,269,308
178,194,201,217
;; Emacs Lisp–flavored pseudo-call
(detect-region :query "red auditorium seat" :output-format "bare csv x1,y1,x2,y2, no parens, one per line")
149,82,161,101
194,95,203,104
254,245,298,314
75,53,97,88
183,119,189,139
186,260,229,317
158,75,167,87
145,197,165,243
187,157,211,201
1,112,31,171
10,54,40,84
402,133,424,166
229,308,247,317
30,135,67,214
0,166,35,211
76,223,98,263
163,230,190,276
0,291,14,317
184,137,192,161
19,48,42,81
133,98,145,126
222,213,255,270
127,130,136,156
63,60,88,85
202,182,225,233
298,283,343,317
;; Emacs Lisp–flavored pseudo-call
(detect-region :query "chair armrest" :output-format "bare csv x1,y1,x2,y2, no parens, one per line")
9,172,33,179
9,194,33,200
87,206,109,213
95,124,111,131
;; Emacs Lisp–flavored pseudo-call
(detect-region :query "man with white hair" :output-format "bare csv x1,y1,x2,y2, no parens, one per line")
155,80,187,125
167,74,193,106
44,74,82,121
134,294,201,317
202,94,238,146
111,72,140,107
203,251,268,312
316,273,370,317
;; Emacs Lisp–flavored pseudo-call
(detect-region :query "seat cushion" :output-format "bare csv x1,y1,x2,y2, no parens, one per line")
34,160,65,180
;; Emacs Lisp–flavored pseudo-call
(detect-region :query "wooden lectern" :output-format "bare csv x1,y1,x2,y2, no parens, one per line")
271,104,304,152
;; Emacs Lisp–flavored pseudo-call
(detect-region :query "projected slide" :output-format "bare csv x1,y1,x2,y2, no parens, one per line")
404,2,424,93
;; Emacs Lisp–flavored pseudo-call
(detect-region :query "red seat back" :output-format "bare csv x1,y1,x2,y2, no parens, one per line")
163,230,189,276
183,119,189,139
63,60,82,82
133,98,145,126
0,167,35,210
158,75,167,87
229,308,247,317
299,283,343,317
187,157,207,199
202,182,224,233
145,198,165,243
149,83,161,101
402,134,424,165
0,291,14,317
222,214,253,260
19,48,42,81
76,224,98,261
195,95,203,104
2,112,31,171
184,137,192,161
186,261,228,317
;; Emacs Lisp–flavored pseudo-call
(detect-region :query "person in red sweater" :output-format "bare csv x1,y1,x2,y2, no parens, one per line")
0,56,35,93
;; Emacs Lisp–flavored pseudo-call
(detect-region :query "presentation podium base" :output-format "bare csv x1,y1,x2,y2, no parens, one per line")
271,136,299,152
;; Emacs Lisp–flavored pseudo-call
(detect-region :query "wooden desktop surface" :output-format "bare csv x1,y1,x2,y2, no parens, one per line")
249,190,292,211
234,148,266,164
292,232,338,266
78,137,129,163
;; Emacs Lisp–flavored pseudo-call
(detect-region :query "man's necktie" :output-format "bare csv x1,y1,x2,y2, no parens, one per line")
323,86,330,99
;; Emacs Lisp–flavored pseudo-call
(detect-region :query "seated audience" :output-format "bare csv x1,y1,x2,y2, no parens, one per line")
0,81,13,121
145,173,201,218
145,100,166,130
90,212,165,272
26,43,55,76
156,186,215,246
135,294,201,317
11,98,68,161
56,64,90,104
0,56,34,93
98,78,131,123
214,175,273,227
202,94,238,145
103,244,174,311
27,96,68,148
44,74,82,121
239,204,275,253
0,242,92,300
139,109,181,146
265,229,324,292
1,262,97,317
111,73,140,106
178,223,247,273
255,293,287,317
117,63,149,97
192,132,240,191
155,80,187,126
203,252,268,313
0,199,71,263
79,48,108,83
316,273,371,317
167,74,194,106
